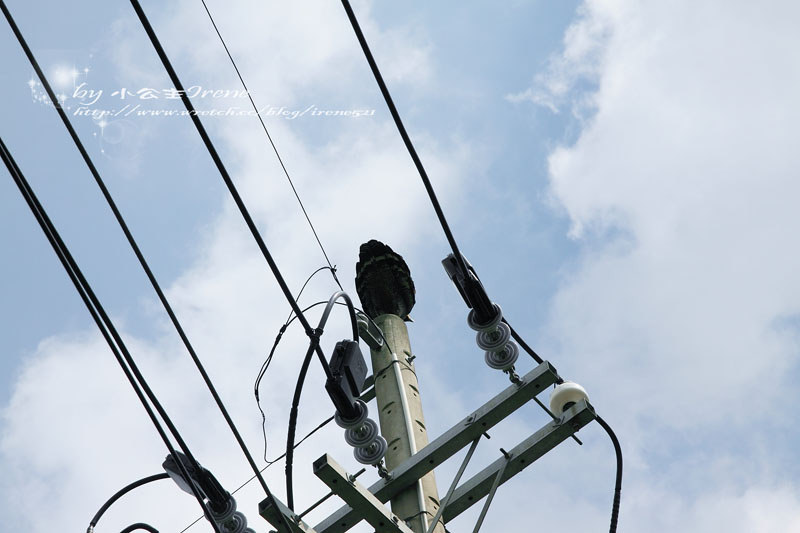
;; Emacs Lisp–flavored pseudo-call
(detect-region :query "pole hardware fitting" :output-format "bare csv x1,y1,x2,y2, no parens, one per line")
163,451,233,516
348,468,366,484
376,461,391,479
326,340,368,422
442,253,521,373
505,368,522,385
442,253,498,327
309,327,323,342
356,311,384,351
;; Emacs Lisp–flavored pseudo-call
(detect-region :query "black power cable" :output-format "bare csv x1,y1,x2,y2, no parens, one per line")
0,0,216,492
339,4,623,528
339,0,470,279
285,291,359,509
128,0,316,339
88,473,169,532
256,296,391,465
199,0,343,292
179,413,337,533
0,136,218,533
0,2,280,526
126,8,337,513
596,416,623,533
119,524,158,533
503,318,545,365
256,268,335,463
285,340,320,511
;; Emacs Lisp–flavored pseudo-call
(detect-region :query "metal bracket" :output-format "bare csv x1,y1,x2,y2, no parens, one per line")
259,494,317,533
313,454,415,533
442,399,596,522
312,361,560,533
356,311,384,350
359,373,376,403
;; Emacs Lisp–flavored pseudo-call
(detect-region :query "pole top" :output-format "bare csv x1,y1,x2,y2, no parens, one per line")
355,240,415,320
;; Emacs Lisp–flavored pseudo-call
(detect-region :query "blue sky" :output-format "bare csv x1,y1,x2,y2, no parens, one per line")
2,1,800,532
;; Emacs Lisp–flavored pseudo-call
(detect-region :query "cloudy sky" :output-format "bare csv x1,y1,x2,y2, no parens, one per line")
2,1,799,532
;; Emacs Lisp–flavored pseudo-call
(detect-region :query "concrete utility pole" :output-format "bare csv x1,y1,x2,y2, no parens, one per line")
260,239,596,533
356,240,445,533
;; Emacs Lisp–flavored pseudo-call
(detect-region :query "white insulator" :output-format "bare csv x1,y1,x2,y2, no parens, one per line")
345,418,379,448
476,321,511,352
335,399,368,429
467,303,503,332
484,340,519,370
210,497,236,523
549,382,589,414
354,435,387,465
221,511,247,533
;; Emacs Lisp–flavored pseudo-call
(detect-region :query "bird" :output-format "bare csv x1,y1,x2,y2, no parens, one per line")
355,240,415,321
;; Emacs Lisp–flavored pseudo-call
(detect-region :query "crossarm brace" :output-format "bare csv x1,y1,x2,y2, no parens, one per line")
312,361,560,533
442,399,596,522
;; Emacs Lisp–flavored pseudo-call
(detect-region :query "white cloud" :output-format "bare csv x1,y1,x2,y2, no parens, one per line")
511,0,800,530
0,1,473,532
10,0,800,531
506,1,615,115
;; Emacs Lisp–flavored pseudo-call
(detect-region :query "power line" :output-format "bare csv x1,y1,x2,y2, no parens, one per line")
199,0,343,292
256,295,395,466
0,0,282,520
119,524,158,533
596,416,623,533
179,413,336,533
124,10,343,512
128,0,316,340
256,267,335,463
0,135,219,533
338,4,623,528
89,473,170,531
504,319,545,365
339,0,470,279
285,291,359,509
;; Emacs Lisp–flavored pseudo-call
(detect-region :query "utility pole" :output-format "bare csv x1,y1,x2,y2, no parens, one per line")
259,239,597,533
355,240,445,533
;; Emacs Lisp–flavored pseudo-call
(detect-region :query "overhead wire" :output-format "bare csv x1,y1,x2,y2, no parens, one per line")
124,11,339,513
89,473,170,532
284,291,359,509
0,135,219,533
338,2,623,528
504,318,545,365
198,0,343,292
596,416,623,533
0,1,284,524
128,0,316,339
255,295,392,466
338,0,470,278
255,267,337,463
119,524,158,533
179,414,337,533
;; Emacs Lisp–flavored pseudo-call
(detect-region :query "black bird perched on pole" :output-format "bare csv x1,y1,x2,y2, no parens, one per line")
355,240,415,321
